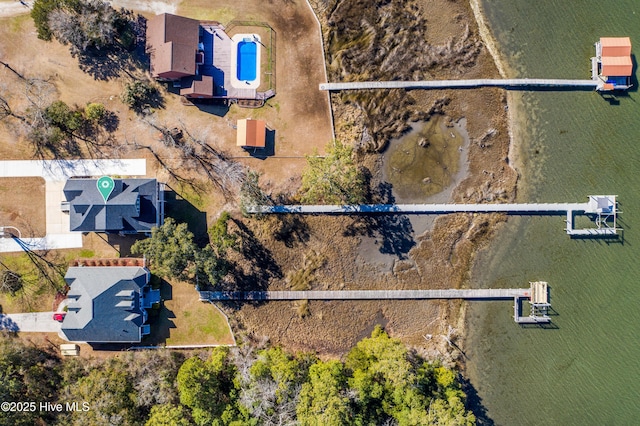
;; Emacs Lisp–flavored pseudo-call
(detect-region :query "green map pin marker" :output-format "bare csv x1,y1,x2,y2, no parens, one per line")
97,176,115,202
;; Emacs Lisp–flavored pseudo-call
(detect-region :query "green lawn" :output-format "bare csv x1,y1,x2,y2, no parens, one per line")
145,279,235,346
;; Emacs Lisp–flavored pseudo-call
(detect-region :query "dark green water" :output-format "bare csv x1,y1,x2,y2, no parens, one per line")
466,1,640,424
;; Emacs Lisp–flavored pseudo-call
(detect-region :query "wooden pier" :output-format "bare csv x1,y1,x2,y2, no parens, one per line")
319,79,599,92
199,282,551,324
248,195,620,237
199,288,529,301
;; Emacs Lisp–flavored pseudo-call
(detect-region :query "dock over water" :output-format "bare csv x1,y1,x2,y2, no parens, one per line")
200,282,551,324
248,195,620,237
319,79,600,92
199,288,529,301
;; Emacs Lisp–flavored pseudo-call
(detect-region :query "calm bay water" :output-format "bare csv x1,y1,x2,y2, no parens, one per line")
466,1,640,424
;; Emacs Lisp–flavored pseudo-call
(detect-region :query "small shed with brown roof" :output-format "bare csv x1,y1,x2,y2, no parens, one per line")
236,119,266,148
147,13,200,80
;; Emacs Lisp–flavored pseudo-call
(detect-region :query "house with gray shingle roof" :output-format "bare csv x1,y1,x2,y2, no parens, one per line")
60,262,160,343
62,178,164,234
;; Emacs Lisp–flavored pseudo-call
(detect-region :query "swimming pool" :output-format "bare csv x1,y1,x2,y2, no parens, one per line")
230,34,261,90
237,40,257,81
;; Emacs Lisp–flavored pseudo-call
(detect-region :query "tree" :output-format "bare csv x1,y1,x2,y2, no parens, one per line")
44,100,83,133
31,0,64,41
299,140,367,204
131,218,227,286
33,0,131,53
208,211,238,254
0,267,23,295
121,80,160,114
59,358,142,426
145,404,193,426
131,218,198,280
177,348,239,426
239,170,271,214
0,335,62,426
345,325,416,423
345,326,476,425
84,102,106,121
297,361,352,426
195,245,227,288
124,349,184,412
48,0,119,53
239,347,312,424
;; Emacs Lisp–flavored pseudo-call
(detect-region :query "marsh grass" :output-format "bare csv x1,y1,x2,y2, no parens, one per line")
286,251,325,291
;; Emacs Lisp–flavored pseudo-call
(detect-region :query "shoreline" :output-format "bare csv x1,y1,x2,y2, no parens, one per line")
468,0,520,174
457,0,522,367
468,0,522,175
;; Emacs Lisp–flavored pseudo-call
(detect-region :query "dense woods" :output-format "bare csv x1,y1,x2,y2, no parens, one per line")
0,327,475,425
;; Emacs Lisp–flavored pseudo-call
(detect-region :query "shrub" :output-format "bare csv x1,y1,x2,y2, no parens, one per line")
44,101,83,133
84,102,106,121
121,80,160,113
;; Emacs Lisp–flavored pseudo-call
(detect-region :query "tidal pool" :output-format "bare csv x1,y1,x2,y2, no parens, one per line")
383,116,465,202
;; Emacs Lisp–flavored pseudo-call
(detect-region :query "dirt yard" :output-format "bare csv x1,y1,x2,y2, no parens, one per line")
0,178,46,238
0,0,333,226
0,0,332,347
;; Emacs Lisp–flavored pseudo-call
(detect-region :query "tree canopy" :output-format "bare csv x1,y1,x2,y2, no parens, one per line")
299,140,367,205
132,218,227,286
0,328,476,425
177,348,239,425
32,0,135,52
131,218,198,280
297,360,352,425
0,336,61,426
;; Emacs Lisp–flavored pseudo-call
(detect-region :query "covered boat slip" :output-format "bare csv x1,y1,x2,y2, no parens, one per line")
594,37,633,90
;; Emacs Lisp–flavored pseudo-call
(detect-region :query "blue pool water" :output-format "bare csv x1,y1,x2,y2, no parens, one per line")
237,41,257,82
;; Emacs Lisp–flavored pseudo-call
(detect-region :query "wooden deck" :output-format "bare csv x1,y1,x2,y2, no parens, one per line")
209,26,257,99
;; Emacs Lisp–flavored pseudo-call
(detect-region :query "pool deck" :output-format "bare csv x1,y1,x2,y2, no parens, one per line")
206,26,257,99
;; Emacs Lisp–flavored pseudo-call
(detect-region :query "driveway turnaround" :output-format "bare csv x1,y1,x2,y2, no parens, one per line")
0,159,147,253
0,312,62,333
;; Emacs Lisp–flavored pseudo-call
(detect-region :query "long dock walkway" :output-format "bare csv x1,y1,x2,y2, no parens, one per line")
247,195,620,236
249,202,586,215
199,288,529,301
199,281,551,324
320,79,600,91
